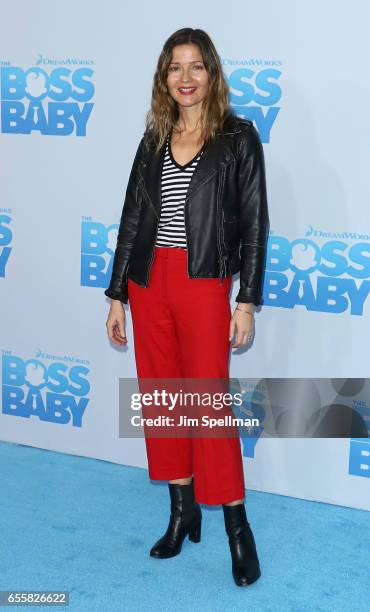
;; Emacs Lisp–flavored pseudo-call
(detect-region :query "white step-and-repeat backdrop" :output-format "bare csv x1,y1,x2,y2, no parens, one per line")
1,0,369,511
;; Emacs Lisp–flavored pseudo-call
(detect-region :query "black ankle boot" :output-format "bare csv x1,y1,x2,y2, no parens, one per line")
150,479,202,559
222,503,261,586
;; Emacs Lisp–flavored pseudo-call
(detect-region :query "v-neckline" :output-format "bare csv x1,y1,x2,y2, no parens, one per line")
167,129,204,170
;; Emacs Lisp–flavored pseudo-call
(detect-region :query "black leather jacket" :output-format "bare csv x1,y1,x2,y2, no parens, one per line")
104,112,270,305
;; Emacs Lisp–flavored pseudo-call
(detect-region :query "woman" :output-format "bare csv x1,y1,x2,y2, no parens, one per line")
105,27,269,587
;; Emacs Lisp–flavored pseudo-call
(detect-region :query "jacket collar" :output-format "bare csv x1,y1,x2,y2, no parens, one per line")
215,112,242,135
138,112,240,219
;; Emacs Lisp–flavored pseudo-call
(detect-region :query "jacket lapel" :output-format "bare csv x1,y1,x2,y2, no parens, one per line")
137,113,241,219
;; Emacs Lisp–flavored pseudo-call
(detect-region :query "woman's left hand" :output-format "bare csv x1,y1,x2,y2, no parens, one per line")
229,304,255,348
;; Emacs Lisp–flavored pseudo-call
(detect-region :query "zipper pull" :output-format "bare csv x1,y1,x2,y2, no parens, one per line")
219,257,226,284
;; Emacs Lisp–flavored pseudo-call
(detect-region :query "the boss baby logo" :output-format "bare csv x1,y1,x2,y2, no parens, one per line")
80,218,118,289
0,212,12,278
264,228,370,315
223,62,282,143
0,65,94,136
2,351,90,427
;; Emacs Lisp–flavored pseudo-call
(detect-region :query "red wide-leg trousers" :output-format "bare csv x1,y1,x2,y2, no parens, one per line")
127,246,245,505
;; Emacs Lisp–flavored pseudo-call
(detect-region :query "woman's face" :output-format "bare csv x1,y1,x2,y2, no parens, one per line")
166,43,209,111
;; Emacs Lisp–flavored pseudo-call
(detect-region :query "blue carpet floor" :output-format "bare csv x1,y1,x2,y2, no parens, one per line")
0,441,369,612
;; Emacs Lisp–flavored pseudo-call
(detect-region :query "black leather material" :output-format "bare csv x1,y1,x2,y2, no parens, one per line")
104,112,270,305
149,481,202,559
223,502,261,586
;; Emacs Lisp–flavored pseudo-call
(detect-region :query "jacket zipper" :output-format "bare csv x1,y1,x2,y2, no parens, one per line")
137,161,160,287
145,222,159,286
124,179,142,289
184,197,191,279
137,175,158,217
217,167,226,284
145,173,163,287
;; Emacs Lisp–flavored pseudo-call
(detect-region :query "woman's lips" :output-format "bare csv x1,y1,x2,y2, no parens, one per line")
177,87,197,95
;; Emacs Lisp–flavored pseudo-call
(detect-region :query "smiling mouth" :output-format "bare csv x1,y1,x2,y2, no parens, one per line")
177,87,197,94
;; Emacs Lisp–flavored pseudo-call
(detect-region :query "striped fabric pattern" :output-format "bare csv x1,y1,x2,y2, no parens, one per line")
155,133,204,249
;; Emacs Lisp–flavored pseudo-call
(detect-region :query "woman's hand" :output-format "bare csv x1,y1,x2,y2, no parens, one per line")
229,303,255,348
106,300,127,346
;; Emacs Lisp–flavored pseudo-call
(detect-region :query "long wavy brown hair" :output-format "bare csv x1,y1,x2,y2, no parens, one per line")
143,28,232,153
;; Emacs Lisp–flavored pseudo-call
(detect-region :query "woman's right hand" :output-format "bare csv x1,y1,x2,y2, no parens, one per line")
106,300,127,346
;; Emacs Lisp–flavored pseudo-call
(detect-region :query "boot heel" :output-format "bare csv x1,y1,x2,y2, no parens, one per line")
150,481,202,558
188,519,201,543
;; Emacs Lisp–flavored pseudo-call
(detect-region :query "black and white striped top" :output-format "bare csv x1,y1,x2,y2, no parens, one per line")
155,133,204,249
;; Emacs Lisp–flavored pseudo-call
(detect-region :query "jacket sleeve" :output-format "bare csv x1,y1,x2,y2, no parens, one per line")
235,123,270,306
104,136,145,303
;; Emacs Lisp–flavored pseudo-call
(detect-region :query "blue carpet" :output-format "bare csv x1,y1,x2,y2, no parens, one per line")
0,441,368,611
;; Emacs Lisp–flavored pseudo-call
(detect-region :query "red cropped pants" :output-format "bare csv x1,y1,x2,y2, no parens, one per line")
127,246,245,505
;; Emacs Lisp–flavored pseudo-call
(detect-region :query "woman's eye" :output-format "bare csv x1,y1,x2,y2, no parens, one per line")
168,64,203,72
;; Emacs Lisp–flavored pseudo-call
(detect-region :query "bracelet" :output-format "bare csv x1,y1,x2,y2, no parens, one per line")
236,307,254,316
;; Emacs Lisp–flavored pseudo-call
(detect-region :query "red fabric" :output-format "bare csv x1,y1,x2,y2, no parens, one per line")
127,246,245,505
